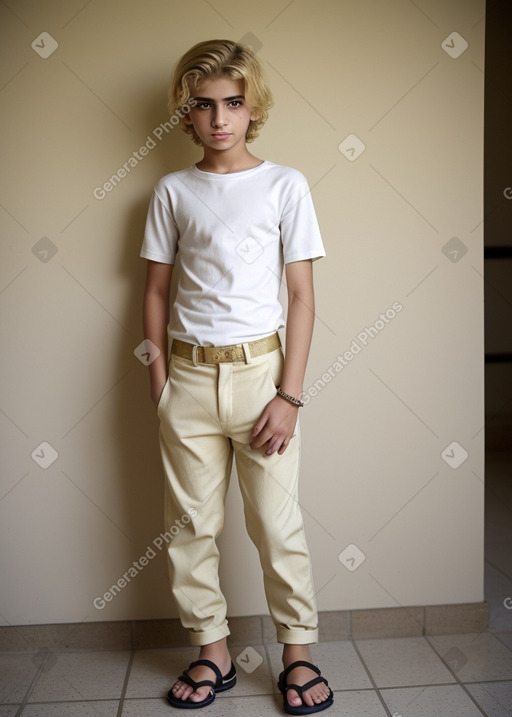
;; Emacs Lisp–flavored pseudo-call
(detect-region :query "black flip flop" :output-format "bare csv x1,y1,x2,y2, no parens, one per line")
277,660,334,715
167,658,236,709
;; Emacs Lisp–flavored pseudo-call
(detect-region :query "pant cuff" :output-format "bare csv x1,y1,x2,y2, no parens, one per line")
188,622,231,646
276,627,319,645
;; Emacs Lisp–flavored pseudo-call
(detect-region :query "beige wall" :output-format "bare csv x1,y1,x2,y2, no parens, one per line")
0,0,485,625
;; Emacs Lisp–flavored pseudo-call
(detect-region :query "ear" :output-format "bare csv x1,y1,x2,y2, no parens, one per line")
250,109,260,122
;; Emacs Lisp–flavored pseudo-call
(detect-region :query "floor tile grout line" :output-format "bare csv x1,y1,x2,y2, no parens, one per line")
377,679,510,689
116,649,135,717
261,640,281,698
487,629,512,655
13,650,52,717
349,638,394,716
423,635,491,717
12,698,121,707
490,631,512,655
460,677,512,686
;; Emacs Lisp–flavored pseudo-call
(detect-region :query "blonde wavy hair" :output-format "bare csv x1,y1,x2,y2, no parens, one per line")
168,39,273,145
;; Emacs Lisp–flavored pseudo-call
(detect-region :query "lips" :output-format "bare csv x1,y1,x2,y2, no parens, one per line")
212,133,231,139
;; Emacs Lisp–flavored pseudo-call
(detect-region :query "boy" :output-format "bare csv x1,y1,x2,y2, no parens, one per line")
141,39,333,714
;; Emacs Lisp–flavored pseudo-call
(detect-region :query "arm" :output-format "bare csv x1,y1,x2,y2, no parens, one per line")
250,259,315,456
142,260,173,405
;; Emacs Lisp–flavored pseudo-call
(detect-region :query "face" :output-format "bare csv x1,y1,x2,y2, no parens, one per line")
185,77,257,152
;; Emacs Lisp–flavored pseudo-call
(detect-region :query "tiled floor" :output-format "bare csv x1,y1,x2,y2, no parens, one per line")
1,451,511,716
2,632,512,716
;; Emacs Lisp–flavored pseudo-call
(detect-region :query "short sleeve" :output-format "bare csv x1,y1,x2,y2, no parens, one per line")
140,188,179,264
280,179,326,264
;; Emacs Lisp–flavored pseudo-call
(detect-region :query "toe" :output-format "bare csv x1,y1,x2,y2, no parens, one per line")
286,688,303,707
171,680,197,703
189,688,212,702
301,689,315,707
301,682,331,707
171,680,184,696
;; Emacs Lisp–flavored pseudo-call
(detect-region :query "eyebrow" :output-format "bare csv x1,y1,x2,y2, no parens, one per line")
193,95,245,102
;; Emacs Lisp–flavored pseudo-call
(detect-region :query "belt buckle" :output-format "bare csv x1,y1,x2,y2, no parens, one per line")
203,346,229,363
209,345,245,363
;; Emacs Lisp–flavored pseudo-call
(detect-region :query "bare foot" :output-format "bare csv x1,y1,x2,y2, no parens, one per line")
170,638,232,705
282,644,332,710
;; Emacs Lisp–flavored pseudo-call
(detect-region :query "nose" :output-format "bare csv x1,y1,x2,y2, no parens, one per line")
212,105,227,127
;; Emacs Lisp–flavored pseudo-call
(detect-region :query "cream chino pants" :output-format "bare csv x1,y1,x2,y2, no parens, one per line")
157,345,319,646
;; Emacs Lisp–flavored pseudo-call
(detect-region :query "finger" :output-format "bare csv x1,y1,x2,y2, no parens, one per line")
252,434,270,452
264,445,276,457
251,414,268,438
251,427,274,449
250,434,267,450
277,437,290,455
265,435,285,456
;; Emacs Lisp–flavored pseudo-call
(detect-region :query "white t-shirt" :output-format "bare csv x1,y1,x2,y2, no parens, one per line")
140,160,325,346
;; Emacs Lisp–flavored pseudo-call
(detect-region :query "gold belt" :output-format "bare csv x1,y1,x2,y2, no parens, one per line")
171,333,281,364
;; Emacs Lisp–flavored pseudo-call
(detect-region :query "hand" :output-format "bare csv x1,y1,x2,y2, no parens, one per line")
250,395,298,456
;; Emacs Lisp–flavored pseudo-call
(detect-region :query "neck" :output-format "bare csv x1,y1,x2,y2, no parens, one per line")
196,145,263,174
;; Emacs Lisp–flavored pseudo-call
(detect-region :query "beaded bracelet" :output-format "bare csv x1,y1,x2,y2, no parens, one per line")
276,386,304,407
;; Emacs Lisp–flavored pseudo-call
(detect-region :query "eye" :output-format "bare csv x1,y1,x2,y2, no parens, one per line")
197,102,212,110
228,100,242,108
